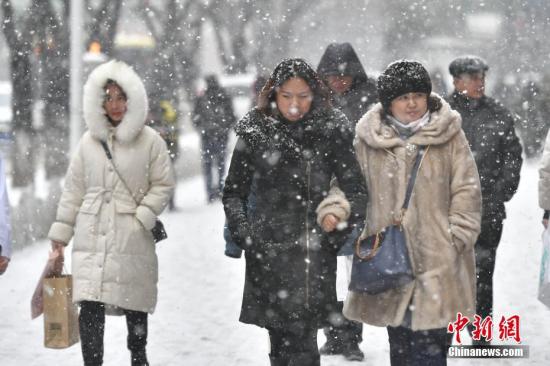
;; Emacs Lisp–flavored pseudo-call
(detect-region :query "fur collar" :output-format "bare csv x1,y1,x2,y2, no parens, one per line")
355,93,461,149
83,60,148,143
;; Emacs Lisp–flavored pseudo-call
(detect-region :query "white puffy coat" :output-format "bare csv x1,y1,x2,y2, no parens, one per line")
48,61,175,313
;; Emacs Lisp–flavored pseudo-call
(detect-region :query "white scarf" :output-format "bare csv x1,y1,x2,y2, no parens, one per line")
388,111,430,133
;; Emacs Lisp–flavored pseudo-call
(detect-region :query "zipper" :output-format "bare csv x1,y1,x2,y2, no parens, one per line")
305,160,311,308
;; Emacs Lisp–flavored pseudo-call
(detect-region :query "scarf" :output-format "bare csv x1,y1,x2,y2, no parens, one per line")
387,111,430,139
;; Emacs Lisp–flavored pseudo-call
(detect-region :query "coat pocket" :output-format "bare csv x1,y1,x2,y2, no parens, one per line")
115,200,137,214
79,198,102,215
75,199,101,241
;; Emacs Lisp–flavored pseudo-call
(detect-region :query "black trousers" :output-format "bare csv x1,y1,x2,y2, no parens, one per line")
79,301,148,366
268,325,320,366
200,134,227,200
387,326,452,366
474,220,504,320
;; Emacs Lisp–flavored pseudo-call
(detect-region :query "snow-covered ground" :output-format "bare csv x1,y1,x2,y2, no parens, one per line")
1,159,550,365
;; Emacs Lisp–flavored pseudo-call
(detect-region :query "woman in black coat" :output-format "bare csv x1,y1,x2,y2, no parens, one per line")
222,58,367,366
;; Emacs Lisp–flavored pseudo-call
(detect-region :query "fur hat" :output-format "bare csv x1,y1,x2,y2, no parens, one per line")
377,60,431,110
449,56,489,77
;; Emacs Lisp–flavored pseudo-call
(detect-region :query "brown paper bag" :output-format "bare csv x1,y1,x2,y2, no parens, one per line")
43,275,80,348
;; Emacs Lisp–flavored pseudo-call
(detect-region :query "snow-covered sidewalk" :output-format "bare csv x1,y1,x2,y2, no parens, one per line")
1,163,550,365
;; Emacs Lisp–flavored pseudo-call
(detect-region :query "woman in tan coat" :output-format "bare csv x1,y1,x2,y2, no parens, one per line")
48,60,175,366
320,60,481,365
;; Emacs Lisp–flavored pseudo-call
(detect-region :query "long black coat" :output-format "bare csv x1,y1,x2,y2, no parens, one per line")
223,108,367,329
447,92,523,223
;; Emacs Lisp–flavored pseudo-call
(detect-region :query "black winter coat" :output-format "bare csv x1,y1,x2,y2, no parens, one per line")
192,86,236,141
447,92,523,223
223,107,367,329
331,78,377,126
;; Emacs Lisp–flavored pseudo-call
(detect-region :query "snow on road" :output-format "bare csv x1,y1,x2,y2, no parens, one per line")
1,162,550,365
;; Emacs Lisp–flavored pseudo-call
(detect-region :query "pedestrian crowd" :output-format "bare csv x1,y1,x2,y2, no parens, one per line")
6,40,550,366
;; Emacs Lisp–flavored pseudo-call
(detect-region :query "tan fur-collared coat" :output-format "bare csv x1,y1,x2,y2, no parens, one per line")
343,95,481,331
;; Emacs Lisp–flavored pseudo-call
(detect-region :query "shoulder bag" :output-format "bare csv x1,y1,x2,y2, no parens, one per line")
100,141,167,243
349,146,428,295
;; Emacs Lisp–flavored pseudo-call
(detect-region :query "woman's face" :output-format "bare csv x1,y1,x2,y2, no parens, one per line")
103,83,127,124
389,92,428,124
275,77,313,122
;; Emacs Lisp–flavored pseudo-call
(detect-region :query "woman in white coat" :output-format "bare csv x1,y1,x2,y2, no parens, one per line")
48,60,175,366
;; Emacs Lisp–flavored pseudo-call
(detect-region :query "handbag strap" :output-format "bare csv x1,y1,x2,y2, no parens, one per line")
355,145,430,259
402,145,429,211
100,140,140,206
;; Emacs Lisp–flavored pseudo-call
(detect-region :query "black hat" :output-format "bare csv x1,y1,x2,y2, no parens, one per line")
449,56,489,77
377,60,431,110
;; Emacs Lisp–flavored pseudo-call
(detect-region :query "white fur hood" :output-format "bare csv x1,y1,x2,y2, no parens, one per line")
83,60,148,143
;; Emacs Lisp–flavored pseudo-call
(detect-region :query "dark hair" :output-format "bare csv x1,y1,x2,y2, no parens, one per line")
104,79,127,100
257,58,330,116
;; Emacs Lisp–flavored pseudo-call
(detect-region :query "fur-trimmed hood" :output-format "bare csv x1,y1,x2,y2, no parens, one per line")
355,93,462,149
83,60,148,143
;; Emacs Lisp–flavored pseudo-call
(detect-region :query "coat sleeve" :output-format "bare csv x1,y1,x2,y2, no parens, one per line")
0,158,11,258
497,113,523,202
315,181,351,227
222,137,255,249
48,141,86,244
539,130,550,209
135,135,176,230
448,130,482,253
329,122,367,230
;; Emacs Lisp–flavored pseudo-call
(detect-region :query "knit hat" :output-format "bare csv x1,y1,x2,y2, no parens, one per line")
449,55,489,77
377,60,432,110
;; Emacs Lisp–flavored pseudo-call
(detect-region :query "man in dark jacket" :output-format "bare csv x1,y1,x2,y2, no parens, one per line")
316,42,377,362
192,75,236,202
447,56,523,344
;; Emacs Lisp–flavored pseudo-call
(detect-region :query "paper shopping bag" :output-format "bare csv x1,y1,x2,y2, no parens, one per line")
43,275,79,348
31,251,64,319
538,227,550,309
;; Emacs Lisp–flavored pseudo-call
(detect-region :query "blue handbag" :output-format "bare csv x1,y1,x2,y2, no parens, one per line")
349,146,427,295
